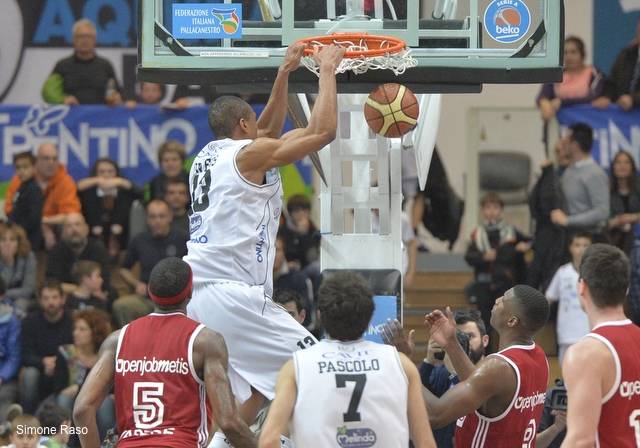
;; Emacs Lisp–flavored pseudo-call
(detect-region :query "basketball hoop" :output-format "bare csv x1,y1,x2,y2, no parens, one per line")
295,33,417,76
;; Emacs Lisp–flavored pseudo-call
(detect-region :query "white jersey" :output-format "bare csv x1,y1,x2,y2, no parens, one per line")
292,339,409,448
184,138,283,296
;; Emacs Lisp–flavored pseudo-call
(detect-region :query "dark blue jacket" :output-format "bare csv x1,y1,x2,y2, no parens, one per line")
0,308,21,382
420,362,460,448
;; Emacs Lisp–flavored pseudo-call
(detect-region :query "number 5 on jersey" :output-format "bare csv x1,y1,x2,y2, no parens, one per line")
133,382,165,429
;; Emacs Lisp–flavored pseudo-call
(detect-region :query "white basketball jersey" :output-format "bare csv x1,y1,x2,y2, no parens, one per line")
292,339,409,448
184,138,283,296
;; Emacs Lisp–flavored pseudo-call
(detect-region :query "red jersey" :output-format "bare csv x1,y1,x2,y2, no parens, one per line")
114,312,211,447
455,343,549,448
587,319,640,448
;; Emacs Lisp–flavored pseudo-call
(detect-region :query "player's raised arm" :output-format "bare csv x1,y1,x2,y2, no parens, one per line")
560,339,607,448
258,360,297,448
197,328,256,448
425,308,476,381
398,354,437,448
423,356,515,429
74,331,119,448
257,44,305,139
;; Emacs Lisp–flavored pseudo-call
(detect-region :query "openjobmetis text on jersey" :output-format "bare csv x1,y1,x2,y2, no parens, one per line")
116,356,189,376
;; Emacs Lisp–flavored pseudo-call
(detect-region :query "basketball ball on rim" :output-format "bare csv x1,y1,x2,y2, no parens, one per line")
364,83,419,138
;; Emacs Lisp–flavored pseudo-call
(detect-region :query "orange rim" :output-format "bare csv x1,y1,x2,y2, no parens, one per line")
296,33,406,58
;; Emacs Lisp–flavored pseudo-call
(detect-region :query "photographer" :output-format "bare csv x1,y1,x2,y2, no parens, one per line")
537,380,568,448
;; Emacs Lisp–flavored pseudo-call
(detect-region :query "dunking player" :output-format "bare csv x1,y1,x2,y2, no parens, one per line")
184,43,344,447
421,285,550,447
258,272,436,448
73,258,255,448
561,244,640,447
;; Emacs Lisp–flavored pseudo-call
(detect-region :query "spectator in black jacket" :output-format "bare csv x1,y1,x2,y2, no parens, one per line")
7,152,43,250
465,192,530,335
593,19,640,112
273,234,313,328
146,141,189,201
19,281,73,413
607,150,640,254
279,195,320,270
78,158,141,259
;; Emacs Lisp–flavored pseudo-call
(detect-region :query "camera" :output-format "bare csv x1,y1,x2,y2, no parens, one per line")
549,379,567,410
433,330,471,361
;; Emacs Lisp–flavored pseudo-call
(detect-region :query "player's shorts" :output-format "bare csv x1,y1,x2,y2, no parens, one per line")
187,281,317,403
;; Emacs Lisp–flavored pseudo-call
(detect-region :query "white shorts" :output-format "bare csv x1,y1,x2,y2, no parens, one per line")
187,281,317,403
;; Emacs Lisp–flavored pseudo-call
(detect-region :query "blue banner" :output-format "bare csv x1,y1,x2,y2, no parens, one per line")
364,295,399,343
0,104,313,189
556,105,640,169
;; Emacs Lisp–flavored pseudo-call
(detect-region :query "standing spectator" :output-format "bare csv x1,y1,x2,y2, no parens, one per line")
77,158,141,259
164,178,190,235
607,150,640,254
113,200,187,326
45,213,111,295
545,232,592,363
41,19,122,106
537,36,604,121
53,309,113,440
4,144,81,250
465,192,530,335
0,224,37,318
6,152,44,249
19,281,73,414
551,124,610,238
66,261,109,312
593,19,640,111
146,141,189,201
279,195,320,270
273,290,306,326
0,278,20,422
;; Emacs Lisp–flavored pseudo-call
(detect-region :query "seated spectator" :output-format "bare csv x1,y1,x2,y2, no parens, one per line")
608,150,640,254
67,261,109,312
545,232,592,363
537,36,604,121
6,152,43,249
594,18,640,111
19,282,73,414
273,290,306,325
164,178,190,235
273,234,312,325
1,414,44,448
53,309,113,440
77,158,141,259
551,124,610,238
0,224,37,317
465,192,530,334
146,141,189,201
125,82,166,108
4,143,81,250
41,19,121,106
279,195,320,270
113,200,187,326
35,402,71,448
45,213,111,296
0,278,20,422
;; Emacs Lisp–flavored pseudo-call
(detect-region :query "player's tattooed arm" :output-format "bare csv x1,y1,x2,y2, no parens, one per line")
74,330,119,448
422,356,516,429
197,328,257,448
258,360,297,448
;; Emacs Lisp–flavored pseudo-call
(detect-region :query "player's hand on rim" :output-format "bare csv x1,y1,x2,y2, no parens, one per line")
281,43,305,73
424,307,457,349
312,44,346,71
381,319,415,356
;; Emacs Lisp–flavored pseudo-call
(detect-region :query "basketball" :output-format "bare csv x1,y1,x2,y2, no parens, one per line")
364,83,419,138
495,7,521,26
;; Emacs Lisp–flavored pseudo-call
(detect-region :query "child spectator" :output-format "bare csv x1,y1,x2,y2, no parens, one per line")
35,403,70,448
0,277,20,422
2,414,45,448
0,224,37,317
465,192,530,335
545,232,592,363
6,153,44,250
146,141,189,201
66,261,109,312
279,195,320,270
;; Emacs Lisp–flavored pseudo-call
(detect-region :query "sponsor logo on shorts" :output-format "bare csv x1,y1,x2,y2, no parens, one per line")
190,214,203,234
336,426,377,448
483,0,531,44
116,357,189,376
515,391,546,412
620,380,640,399
120,427,175,439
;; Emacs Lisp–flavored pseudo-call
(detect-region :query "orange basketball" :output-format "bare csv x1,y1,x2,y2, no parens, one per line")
364,83,419,138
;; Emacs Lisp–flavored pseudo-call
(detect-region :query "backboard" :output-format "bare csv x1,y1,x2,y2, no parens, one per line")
138,0,564,93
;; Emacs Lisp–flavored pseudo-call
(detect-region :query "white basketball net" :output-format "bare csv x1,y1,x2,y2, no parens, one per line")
300,37,417,76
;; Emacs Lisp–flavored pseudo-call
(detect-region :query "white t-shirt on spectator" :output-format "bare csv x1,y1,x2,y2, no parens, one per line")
545,262,590,345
